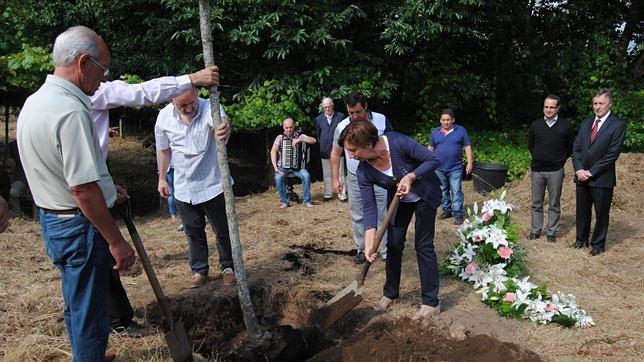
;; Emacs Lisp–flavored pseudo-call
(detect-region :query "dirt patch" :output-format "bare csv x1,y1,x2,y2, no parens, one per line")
140,277,539,361
311,318,542,362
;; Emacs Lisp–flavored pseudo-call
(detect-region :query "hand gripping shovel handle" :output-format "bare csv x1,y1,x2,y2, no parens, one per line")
116,199,175,329
357,193,402,288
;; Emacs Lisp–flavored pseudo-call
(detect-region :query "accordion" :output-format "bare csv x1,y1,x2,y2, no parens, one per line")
280,134,307,170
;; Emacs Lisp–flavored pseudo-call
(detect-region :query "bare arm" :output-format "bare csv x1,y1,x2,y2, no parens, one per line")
157,148,171,198
70,182,135,270
428,145,435,152
270,143,285,177
330,146,343,194
464,145,473,174
299,134,316,144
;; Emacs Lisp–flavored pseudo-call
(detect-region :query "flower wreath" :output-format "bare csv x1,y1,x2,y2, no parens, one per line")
442,190,594,328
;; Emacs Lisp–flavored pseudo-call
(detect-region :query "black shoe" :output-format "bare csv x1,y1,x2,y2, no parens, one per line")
571,240,588,249
323,197,332,202
589,245,605,256
454,217,464,225
438,212,453,220
354,251,366,264
528,233,540,240
546,235,556,243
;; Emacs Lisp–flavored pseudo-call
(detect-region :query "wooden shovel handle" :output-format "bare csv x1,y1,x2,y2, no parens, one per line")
116,203,176,329
357,193,402,287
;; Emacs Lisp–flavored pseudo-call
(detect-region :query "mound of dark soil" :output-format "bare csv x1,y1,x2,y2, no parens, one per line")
310,318,542,362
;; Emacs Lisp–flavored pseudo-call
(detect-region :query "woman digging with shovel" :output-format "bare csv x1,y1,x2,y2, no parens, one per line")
338,120,443,320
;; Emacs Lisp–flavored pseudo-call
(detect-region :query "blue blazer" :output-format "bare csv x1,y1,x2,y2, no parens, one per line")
572,113,626,188
357,132,441,230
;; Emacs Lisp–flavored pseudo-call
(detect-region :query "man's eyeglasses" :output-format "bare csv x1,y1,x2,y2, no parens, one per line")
89,56,110,78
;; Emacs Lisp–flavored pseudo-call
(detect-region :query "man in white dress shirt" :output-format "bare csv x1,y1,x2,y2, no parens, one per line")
91,67,219,158
91,67,219,335
155,88,233,289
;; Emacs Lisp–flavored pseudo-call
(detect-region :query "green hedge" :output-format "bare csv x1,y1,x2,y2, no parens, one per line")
469,130,531,182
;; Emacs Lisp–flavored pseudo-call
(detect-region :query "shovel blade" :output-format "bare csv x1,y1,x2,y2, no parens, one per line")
310,280,363,330
165,319,193,362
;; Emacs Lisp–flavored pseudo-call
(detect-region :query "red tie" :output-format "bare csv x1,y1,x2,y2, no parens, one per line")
590,119,600,142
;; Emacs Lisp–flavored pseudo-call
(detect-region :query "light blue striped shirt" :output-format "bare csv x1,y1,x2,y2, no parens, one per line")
154,98,230,204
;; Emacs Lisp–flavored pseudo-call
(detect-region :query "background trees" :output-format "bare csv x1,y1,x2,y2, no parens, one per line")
1,0,642,152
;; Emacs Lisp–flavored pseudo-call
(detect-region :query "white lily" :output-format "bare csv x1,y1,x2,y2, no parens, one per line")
477,286,491,300
512,289,531,309
485,226,509,249
487,263,508,292
469,267,492,289
482,199,514,215
469,227,489,243
458,268,472,281
449,249,466,265
461,243,479,262
576,314,595,328
514,276,537,294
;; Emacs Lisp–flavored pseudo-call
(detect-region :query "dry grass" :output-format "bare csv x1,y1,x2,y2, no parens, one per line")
0,127,642,361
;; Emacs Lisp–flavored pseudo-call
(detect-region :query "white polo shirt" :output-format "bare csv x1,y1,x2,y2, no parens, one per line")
17,75,116,209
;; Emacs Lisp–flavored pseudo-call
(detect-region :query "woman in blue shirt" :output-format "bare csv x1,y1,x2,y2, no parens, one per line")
338,120,442,320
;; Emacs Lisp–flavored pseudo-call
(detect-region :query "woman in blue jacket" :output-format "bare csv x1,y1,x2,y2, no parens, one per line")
338,120,442,320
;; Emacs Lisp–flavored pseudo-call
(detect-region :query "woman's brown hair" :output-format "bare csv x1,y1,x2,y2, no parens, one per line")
338,120,379,149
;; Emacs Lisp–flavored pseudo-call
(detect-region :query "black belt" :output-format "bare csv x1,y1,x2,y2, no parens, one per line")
41,207,79,215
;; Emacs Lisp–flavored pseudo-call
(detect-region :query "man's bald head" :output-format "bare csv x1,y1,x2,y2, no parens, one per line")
282,118,295,136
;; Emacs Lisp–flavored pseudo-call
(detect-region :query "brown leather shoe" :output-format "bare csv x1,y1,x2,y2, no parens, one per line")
105,351,117,361
188,273,208,289
222,268,236,286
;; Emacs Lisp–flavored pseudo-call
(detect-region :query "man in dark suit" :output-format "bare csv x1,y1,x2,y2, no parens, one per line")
571,90,627,256
315,97,346,201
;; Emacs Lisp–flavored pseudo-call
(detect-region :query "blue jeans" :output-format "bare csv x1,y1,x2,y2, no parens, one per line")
274,167,311,204
39,210,110,362
435,168,464,218
166,167,177,217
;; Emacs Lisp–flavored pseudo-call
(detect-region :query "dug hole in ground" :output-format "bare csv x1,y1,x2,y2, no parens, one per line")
0,132,642,361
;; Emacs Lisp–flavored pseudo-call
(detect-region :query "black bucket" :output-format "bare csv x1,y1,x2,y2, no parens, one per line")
472,162,508,195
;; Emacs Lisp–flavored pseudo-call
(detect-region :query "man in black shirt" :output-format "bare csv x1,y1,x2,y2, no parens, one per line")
527,95,575,242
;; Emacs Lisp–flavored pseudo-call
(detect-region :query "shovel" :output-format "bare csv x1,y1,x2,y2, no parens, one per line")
116,201,193,362
310,194,401,330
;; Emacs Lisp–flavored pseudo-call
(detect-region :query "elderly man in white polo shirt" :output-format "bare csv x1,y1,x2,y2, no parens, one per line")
155,88,233,289
17,25,136,361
